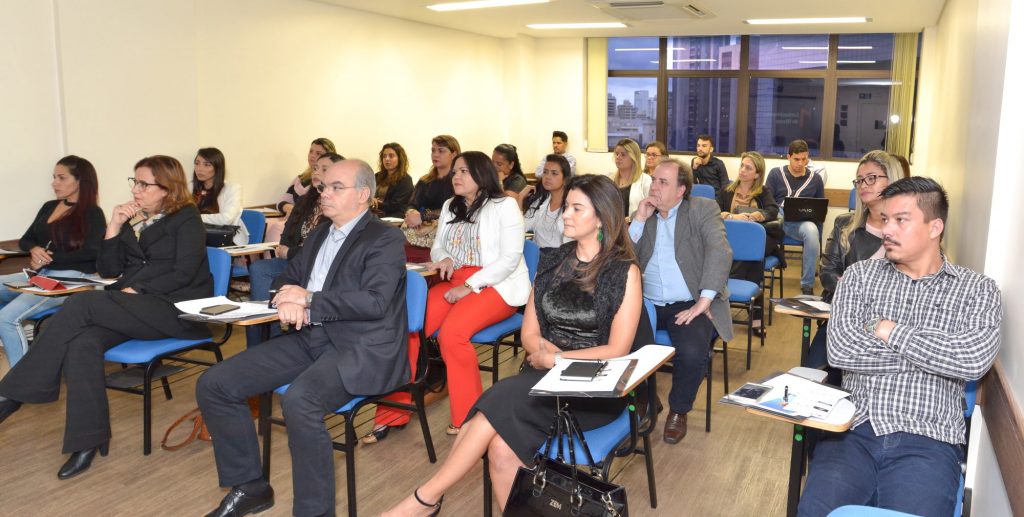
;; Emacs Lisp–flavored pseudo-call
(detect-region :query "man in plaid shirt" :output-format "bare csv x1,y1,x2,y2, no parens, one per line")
798,177,1002,517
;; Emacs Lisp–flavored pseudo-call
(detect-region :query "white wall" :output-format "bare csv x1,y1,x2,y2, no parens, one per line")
0,1,66,234
0,0,511,234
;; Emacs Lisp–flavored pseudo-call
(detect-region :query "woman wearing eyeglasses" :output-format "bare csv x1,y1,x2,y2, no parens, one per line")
644,141,668,175
0,156,213,480
192,147,249,246
0,156,105,370
805,150,905,368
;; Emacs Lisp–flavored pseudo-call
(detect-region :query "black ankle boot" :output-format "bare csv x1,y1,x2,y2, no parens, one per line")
0,398,22,425
57,441,109,480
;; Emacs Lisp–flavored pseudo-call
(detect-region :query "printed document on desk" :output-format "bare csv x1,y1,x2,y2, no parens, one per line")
721,371,850,420
174,296,277,320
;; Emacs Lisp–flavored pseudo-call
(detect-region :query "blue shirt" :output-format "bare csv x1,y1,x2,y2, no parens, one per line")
629,200,717,305
306,210,367,294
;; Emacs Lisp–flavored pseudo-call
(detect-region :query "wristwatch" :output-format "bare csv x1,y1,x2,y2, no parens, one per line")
305,292,314,308
864,316,882,336
463,281,474,292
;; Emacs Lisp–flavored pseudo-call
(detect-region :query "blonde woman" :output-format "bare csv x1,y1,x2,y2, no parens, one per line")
612,138,652,217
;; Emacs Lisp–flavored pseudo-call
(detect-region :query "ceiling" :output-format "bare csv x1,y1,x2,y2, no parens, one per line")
314,0,947,39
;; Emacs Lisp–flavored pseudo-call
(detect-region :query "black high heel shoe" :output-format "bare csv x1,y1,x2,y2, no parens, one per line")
0,398,22,425
414,488,443,517
57,441,109,480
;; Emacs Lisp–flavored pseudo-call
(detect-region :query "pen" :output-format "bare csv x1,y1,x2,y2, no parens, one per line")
267,289,277,309
783,385,789,404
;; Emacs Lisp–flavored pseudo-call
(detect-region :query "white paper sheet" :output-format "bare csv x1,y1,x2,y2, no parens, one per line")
174,296,277,320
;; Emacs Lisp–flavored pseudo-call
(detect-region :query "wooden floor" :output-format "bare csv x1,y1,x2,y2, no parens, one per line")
0,273,814,517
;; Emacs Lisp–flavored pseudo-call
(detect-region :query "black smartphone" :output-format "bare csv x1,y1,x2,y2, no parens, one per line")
200,304,240,316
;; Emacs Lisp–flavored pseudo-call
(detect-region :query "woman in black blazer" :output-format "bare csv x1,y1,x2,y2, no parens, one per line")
717,151,784,333
0,155,213,480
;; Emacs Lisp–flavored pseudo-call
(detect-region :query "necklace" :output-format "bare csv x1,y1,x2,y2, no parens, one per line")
61,199,77,207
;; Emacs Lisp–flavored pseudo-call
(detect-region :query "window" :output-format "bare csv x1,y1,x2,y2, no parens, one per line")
606,77,658,149
667,77,738,153
605,34,911,160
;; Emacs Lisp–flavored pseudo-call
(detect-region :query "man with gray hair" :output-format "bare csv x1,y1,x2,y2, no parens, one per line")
198,159,410,517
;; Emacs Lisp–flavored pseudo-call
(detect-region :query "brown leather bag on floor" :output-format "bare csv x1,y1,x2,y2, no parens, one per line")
161,397,262,451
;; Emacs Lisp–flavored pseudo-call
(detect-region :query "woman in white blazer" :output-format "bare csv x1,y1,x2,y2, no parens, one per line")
612,138,652,217
192,147,249,246
419,151,529,436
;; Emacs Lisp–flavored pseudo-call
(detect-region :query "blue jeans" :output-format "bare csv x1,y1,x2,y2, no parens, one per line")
0,269,86,367
798,422,963,517
245,258,288,348
783,221,820,289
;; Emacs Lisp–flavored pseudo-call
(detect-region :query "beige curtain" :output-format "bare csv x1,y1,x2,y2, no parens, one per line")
886,33,919,159
585,38,609,152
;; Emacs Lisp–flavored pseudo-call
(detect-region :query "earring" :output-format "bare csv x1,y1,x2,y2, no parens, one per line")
597,227,604,242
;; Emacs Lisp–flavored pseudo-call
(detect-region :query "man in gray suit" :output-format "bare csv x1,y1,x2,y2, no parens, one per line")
198,159,410,517
629,159,733,444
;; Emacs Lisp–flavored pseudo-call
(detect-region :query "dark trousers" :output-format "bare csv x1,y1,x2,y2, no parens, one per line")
196,327,354,517
655,300,715,414
0,291,169,453
798,422,963,517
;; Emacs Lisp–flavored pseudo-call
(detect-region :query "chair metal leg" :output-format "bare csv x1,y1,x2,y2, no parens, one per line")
722,341,730,394
746,303,754,370
143,362,156,455
706,345,712,433
641,432,658,508
482,454,493,517
491,343,500,386
160,374,173,401
259,392,272,481
412,385,437,463
344,416,358,517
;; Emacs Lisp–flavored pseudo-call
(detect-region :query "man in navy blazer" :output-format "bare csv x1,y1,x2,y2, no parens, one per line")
198,159,409,517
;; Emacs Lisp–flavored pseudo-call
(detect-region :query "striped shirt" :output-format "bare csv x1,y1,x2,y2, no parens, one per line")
828,257,1002,445
439,219,483,269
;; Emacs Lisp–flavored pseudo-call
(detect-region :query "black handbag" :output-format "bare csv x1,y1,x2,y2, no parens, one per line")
204,224,240,247
504,405,628,517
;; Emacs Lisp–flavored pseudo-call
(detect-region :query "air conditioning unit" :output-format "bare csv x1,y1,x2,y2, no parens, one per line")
586,1,714,21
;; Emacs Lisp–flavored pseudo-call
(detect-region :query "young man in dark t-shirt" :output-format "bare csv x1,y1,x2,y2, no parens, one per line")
690,134,730,195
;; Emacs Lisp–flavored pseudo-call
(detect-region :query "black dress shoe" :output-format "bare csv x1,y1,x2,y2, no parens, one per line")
204,485,275,517
0,398,22,425
57,441,109,480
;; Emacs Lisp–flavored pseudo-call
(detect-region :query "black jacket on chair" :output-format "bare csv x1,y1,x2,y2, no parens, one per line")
820,212,883,303
272,211,410,397
97,204,213,338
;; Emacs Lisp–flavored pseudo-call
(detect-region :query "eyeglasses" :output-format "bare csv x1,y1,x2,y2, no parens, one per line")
852,174,886,187
315,183,357,195
128,178,163,190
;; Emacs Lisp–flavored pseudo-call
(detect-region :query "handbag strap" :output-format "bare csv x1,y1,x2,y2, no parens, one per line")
161,408,204,451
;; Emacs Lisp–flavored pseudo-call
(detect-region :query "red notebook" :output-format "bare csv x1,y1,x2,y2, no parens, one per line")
28,275,66,291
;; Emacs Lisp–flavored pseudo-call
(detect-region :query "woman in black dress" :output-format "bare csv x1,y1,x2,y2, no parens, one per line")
383,174,648,516
0,155,213,480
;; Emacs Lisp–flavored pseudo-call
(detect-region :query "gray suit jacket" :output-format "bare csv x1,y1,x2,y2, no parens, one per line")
633,196,734,341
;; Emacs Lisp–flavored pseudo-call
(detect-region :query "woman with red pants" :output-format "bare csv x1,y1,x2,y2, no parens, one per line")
367,151,530,441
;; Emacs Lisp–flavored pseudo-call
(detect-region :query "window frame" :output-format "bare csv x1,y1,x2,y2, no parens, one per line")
607,35,898,161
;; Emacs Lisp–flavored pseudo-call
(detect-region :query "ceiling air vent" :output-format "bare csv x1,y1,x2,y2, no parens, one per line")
588,1,714,21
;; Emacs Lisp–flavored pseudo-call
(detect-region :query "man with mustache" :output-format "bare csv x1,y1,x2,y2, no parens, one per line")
798,177,1002,517
690,134,730,195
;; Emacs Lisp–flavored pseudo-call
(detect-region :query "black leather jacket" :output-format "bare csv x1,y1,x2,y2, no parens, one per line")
820,212,883,302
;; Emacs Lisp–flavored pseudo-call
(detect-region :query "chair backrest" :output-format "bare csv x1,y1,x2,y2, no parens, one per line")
724,219,766,262
643,298,657,335
848,189,857,211
964,380,978,419
692,184,716,199
406,270,428,333
240,209,266,244
523,240,541,282
206,247,232,297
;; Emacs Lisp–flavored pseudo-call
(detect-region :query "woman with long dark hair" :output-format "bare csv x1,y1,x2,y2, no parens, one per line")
383,174,649,515
374,142,414,219
402,135,460,262
0,156,105,369
421,151,529,436
521,153,572,249
192,147,248,246
0,156,213,480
